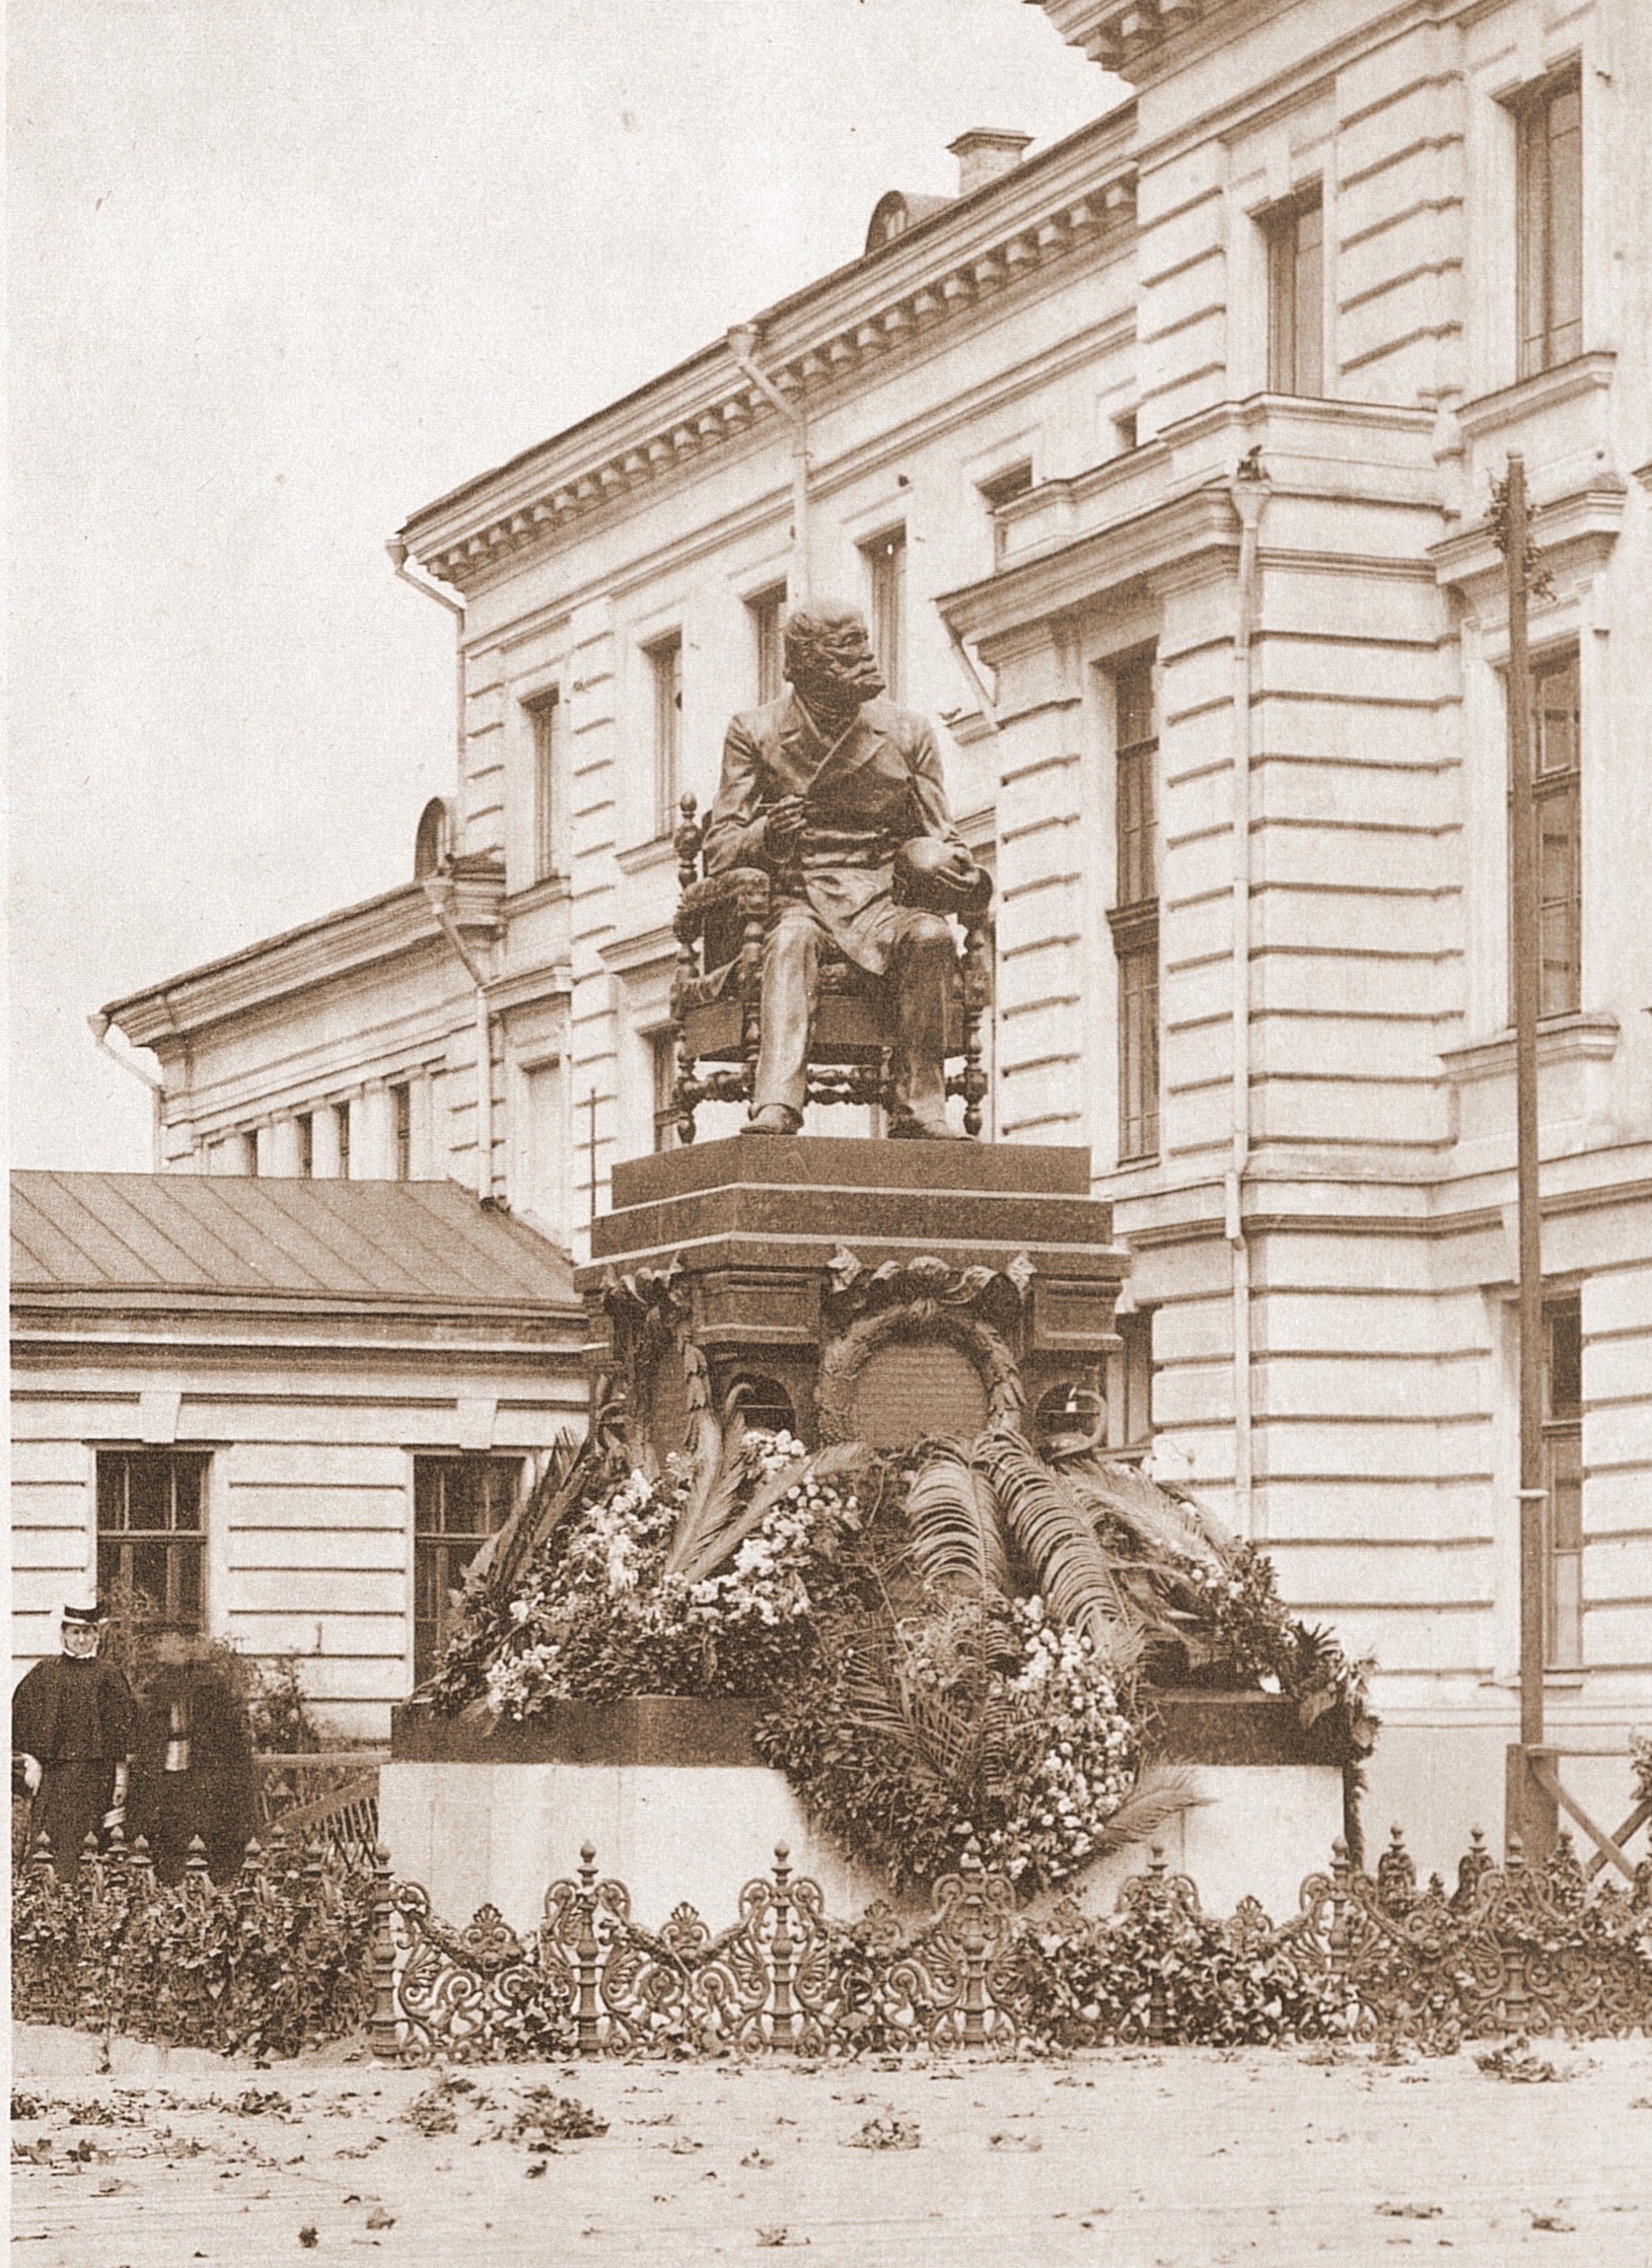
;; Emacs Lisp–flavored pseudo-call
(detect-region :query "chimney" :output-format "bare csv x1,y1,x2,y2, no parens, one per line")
949,128,1034,197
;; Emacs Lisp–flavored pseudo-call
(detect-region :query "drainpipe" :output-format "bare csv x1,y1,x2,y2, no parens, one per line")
387,538,467,794
727,324,812,609
422,878,494,1202
1225,463,1269,1540
88,1013,166,1170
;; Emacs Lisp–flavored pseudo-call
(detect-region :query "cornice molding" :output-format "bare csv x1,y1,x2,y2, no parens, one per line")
106,869,507,1050
939,483,1239,650
1430,477,1627,600
1030,0,1254,83
398,114,1139,597
1455,351,1616,441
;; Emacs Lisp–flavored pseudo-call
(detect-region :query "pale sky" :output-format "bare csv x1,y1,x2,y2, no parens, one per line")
8,0,1106,1170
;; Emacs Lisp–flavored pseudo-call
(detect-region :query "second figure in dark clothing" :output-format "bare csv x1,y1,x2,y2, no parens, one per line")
126,1631,257,1883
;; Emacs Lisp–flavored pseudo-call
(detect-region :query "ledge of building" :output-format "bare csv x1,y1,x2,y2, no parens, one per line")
1440,1013,1620,1086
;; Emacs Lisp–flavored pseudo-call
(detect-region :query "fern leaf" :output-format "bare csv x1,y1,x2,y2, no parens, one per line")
971,1429,1140,1659
1059,1453,1238,1572
905,1441,1010,1599
661,1404,747,1583
1088,1765,1209,1865
476,1426,591,1599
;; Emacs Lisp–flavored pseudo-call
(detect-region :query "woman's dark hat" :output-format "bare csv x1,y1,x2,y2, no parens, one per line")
60,1600,107,1626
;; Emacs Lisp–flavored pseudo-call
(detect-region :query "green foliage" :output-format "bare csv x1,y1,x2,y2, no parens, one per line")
99,1578,328,1754
426,1422,1377,1895
12,1833,375,2058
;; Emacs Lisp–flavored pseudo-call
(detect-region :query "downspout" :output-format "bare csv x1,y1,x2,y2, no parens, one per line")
392,539,481,1192
88,1013,165,1170
422,879,494,1203
1225,464,1269,1540
727,324,812,608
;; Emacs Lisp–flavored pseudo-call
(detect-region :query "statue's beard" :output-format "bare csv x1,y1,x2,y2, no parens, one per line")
792,657,886,726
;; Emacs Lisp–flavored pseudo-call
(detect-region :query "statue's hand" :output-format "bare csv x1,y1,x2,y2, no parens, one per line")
898,837,978,902
764,796,809,853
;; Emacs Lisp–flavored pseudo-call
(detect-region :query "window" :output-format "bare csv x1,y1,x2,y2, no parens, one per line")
393,1083,411,1180
652,1030,680,1153
97,1452,207,1629
296,1112,314,1178
1518,68,1582,378
978,461,1033,566
862,528,906,703
1510,646,1582,1019
1265,188,1325,397
528,689,561,883
1108,657,1160,1163
647,634,682,836
336,1100,351,1180
413,1456,519,1682
749,586,787,706
1113,409,1138,455
1542,1294,1584,1669
1106,1311,1156,1461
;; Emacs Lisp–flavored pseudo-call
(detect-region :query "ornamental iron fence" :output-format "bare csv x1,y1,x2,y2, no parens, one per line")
372,1824,1652,2063
14,1817,1651,2063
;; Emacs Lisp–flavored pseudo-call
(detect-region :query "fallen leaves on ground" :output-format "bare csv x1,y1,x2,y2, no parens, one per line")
845,2114,920,2150
1474,2037,1565,2084
1376,2202,1443,2219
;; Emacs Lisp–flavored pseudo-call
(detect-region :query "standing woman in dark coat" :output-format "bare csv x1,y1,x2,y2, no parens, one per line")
10,1600,138,1878
127,1629,257,1883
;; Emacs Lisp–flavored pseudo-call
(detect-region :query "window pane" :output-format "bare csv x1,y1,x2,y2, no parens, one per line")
651,638,682,833
98,1456,127,1531
1534,655,1579,775
1294,200,1324,396
128,1455,170,1533
128,1540,171,1617
752,587,787,706
1545,1299,1582,1418
532,693,560,881
170,1457,202,1531
1115,660,1154,751
864,531,905,704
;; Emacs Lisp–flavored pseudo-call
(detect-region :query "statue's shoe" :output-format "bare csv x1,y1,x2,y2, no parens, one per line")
743,1105,803,1135
888,1114,973,1140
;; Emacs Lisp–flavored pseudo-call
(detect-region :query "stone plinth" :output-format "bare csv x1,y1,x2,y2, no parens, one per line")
577,1137,1127,1456
381,1696,1345,1934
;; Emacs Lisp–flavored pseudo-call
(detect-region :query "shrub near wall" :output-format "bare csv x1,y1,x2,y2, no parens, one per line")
12,1827,376,2060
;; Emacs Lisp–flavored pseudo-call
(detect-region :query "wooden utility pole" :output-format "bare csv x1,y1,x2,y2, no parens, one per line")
1501,452,1554,1858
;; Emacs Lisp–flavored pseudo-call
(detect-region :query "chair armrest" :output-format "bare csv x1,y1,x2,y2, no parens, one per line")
676,868,770,941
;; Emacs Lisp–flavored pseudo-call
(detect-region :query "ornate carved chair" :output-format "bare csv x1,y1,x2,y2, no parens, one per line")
666,793,992,1143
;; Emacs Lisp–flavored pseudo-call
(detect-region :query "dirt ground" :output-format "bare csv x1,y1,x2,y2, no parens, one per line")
10,2024,1652,2267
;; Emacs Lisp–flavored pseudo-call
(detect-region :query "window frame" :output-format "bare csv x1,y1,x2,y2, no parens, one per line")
1106,1310,1157,1463
1106,653,1162,1166
527,685,562,884
1515,63,1583,381
411,1454,521,1683
1541,1293,1584,1670
1507,642,1582,1022
1263,184,1326,398
748,584,788,707
645,632,683,839
861,528,907,705
651,1029,680,1153
96,1450,210,1631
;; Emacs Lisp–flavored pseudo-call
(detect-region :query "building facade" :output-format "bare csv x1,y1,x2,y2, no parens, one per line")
87,0,1650,1854
11,1174,583,1741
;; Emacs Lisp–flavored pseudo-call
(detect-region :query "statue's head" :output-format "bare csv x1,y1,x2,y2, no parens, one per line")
783,604,886,714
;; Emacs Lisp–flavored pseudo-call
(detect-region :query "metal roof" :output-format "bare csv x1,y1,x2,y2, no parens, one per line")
11,1172,578,1310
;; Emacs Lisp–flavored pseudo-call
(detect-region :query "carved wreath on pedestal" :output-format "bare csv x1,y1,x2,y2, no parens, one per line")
815,1249,1030,1447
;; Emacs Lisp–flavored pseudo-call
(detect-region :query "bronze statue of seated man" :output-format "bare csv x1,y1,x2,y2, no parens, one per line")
702,603,985,1137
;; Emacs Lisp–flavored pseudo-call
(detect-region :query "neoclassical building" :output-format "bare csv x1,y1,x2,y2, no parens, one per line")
62,0,1652,1844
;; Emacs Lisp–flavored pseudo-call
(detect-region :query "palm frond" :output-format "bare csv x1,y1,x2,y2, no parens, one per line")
476,1425,596,1599
1059,1453,1238,1572
971,1429,1142,1661
1088,1765,1209,1865
904,1441,1010,1600
671,1442,872,1592
662,1401,752,1584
